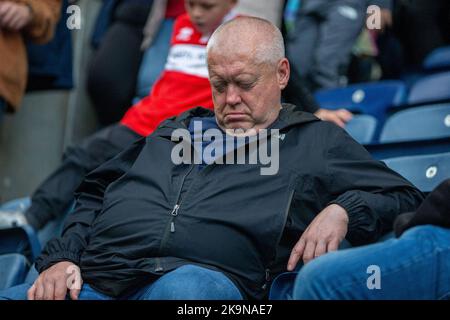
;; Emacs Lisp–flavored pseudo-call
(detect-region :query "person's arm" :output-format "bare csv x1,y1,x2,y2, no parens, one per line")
21,0,61,43
325,126,424,245
29,138,145,300
288,124,424,269
35,138,146,272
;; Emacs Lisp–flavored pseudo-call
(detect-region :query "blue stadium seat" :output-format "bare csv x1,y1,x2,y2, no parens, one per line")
0,198,41,263
0,197,71,252
314,81,406,121
345,115,377,144
0,226,41,263
367,137,450,160
0,254,29,290
0,197,30,211
423,46,450,72
380,104,450,143
407,72,450,105
383,152,450,192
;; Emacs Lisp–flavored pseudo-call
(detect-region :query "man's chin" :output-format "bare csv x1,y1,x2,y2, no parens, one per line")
224,121,252,130
222,123,260,137
193,24,212,36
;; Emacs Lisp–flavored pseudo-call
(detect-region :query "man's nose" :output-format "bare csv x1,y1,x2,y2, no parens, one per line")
225,85,242,106
191,7,203,20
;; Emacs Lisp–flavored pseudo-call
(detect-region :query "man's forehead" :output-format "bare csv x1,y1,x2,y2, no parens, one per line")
208,54,272,78
208,61,259,78
208,50,258,69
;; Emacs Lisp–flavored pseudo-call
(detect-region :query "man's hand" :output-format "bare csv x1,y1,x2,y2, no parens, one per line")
287,204,349,271
0,2,33,32
27,261,83,300
314,108,353,128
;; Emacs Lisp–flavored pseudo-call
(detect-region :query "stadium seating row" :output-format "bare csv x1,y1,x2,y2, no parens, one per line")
346,103,450,144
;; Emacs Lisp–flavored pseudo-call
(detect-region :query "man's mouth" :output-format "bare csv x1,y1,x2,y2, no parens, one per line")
225,113,248,122
194,22,205,30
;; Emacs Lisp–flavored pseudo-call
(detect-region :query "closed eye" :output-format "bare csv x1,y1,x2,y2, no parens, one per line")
212,81,227,93
238,82,255,90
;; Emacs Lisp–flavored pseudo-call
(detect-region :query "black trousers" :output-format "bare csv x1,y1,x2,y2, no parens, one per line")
25,124,142,230
87,1,153,125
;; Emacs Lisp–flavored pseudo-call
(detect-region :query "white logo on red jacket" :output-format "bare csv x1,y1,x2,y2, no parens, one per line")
176,27,194,41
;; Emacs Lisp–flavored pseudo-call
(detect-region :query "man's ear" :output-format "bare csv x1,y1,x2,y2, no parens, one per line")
277,58,290,90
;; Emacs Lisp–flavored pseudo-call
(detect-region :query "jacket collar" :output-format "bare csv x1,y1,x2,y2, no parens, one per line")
154,103,320,138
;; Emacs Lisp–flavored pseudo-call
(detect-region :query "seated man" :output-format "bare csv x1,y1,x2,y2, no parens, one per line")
0,0,238,230
293,179,450,300
0,17,423,300
0,0,349,232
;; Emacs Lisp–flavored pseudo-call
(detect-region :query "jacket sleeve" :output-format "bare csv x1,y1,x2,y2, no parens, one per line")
21,0,62,44
325,127,424,246
35,138,146,273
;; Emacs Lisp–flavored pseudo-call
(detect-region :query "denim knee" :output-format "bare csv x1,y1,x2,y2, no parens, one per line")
292,254,338,300
142,265,243,300
400,225,450,255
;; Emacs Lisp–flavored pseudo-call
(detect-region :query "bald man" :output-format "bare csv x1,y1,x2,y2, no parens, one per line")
0,17,423,301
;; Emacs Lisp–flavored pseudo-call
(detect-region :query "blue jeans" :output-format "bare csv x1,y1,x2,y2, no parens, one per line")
0,264,243,300
293,225,450,300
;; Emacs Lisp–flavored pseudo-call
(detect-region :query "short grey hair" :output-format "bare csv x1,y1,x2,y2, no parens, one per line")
207,16,285,66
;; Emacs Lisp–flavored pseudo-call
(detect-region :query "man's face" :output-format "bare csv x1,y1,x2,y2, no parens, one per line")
208,52,290,131
185,0,236,35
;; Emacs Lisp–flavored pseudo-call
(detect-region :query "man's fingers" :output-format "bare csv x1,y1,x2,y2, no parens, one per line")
7,17,21,30
327,238,340,253
0,2,9,18
314,240,327,259
43,279,55,300
332,115,346,128
54,279,68,301
69,277,83,300
287,238,306,271
27,284,36,300
9,13,26,30
337,109,353,121
302,240,316,264
1,5,16,27
34,279,45,300
70,288,81,300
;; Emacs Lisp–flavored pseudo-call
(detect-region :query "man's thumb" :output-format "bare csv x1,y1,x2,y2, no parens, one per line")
70,287,81,300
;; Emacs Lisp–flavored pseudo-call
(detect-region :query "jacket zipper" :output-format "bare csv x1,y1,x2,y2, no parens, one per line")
263,188,295,289
158,164,195,258
170,204,180,233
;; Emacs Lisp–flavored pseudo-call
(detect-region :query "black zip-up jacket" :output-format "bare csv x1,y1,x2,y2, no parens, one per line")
36,105,424,299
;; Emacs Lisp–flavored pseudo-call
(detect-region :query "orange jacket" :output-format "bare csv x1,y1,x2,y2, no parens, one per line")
0,0,61,111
